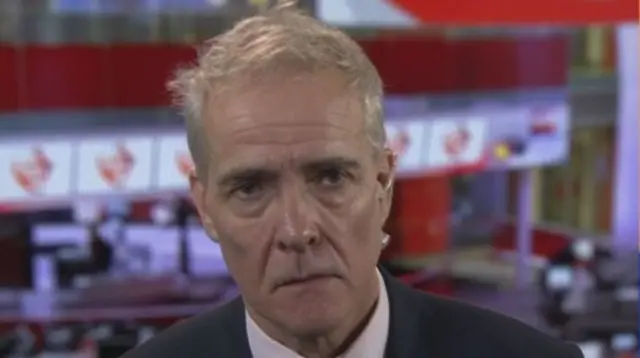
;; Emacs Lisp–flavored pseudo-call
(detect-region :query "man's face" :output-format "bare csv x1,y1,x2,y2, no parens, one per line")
190,71,394,335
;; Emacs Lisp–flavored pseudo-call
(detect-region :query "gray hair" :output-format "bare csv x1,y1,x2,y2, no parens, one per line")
167,0,385,180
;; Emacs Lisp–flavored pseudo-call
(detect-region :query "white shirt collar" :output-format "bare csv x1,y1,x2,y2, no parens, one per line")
246,270,390,358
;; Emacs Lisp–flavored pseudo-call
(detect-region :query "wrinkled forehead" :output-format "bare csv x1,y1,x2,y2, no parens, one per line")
210,72,365,129
202,72,371,173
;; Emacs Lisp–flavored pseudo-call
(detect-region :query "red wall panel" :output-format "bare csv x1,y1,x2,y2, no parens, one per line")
359,37,459,93
23,46,111,109
391,0,637,23
492,222,571,258
515,37,569,88
0,35,568,111
384,175,451,259
453,37,567,91
360,35,568,93
108,45,196,107
0,45,19,111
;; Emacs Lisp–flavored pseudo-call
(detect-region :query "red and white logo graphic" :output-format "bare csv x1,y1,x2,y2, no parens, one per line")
388,129,411,157
384,121,428,173
156,135,191,190
77,138,153,194
443,127,470,157
175,151,194,178
426,119,487,172
96,143,135,187
10,148,52,193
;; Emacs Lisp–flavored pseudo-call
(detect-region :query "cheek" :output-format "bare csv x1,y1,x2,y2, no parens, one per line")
336,188,384,280
215,219,272,261
208,204,272,283
215,223,273,298
207,190,270,254
349,190,382,247
317,184,382,249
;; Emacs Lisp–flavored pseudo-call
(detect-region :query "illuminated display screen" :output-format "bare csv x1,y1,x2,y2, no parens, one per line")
0,93,570,205
545,266,574,290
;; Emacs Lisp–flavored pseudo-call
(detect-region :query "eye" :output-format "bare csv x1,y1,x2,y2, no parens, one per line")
314,168,348,188
231,181,265,201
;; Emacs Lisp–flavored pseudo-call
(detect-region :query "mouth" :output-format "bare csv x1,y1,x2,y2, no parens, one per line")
280,274,336,288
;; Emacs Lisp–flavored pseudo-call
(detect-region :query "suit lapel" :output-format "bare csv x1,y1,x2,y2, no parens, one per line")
381,269,439,358
214,297,254,358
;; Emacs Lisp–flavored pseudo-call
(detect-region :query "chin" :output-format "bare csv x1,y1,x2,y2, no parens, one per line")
274,286,349,334
281,307,345,336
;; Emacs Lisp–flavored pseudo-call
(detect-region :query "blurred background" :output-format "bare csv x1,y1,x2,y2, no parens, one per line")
0,0,637,357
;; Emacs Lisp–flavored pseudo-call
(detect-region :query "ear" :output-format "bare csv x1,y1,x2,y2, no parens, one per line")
375,148,396,225
189,170,219,240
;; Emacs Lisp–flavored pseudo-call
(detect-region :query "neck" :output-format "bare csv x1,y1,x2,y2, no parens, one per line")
249,271,380,358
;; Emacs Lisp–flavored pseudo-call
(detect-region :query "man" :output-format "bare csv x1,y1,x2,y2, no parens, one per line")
122,1,583,357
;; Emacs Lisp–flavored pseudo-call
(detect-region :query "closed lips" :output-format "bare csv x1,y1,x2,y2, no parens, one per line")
282,274,334,286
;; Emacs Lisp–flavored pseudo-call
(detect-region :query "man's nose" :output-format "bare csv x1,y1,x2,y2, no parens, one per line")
274,187,319,252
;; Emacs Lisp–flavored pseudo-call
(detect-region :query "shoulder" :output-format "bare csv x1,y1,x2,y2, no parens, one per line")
410,290,583,357
119,298,247,358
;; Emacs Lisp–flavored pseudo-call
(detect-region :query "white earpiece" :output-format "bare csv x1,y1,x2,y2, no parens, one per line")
384,177,394,191
382,233,390,248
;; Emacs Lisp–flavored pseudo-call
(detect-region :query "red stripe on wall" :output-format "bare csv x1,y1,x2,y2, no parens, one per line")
0,35,568,111
0,46,19,111
360,37,458,93
109,45,196,107
359,35,568,94
391,0,637,23
22,46,111,109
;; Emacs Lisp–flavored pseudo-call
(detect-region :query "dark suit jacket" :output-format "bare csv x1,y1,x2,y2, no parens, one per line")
121,270,583,357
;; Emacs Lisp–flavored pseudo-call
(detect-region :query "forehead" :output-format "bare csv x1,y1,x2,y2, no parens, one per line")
204,72,370,175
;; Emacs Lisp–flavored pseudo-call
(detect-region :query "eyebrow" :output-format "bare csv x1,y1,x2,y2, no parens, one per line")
300,156,361,173
216,168,275,188
215,156,361,187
